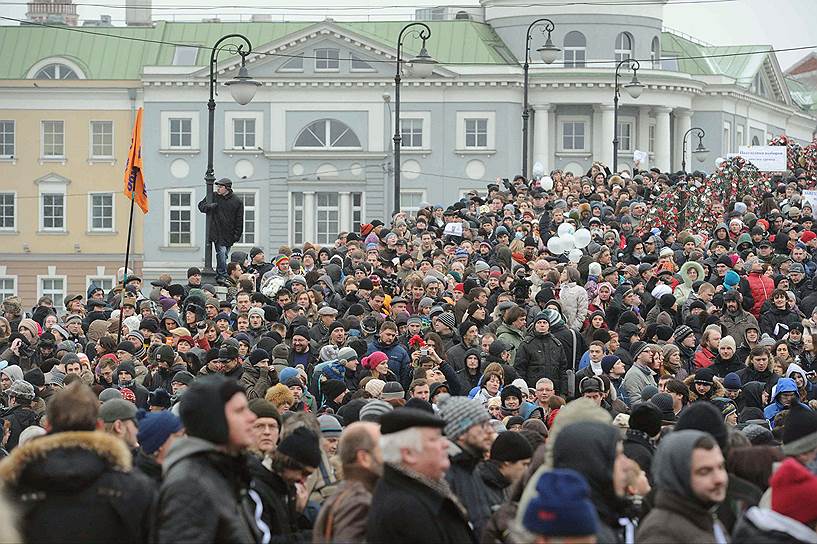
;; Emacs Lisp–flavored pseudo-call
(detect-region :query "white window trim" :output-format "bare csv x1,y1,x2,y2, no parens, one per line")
397,111,431,151
723,121,732,154
233,189,260,247
164,189,196,247
85,274,116,292
615,33,634,62
89,120,115,160
400,190,427,214
736,125,745,148
557,115,591,153
563,46,586,68
289,191,304,246
351,191,365,233
27,57,86,79
87,191,116,233
0,275,17,298
648,121,656,155
37,274,68,314
39,180,67,233
350,53,377,73
315,192,341,245
224,111,264,151
0,191,16,231
0,119,15,159
292,119,362,151
314,48,340,73
160,111,200,151
616,116,636,154
40,120,65,161
456,111,496,152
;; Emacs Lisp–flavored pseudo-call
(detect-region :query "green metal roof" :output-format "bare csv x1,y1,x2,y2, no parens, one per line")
786,76,817,111
660,32,771,84
0,20,516,80
660,32,716,76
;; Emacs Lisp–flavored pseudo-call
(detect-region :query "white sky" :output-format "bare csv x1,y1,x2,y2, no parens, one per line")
1,0,815,70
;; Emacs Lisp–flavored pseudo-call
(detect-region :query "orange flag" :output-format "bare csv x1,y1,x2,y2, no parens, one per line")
123,107,148,214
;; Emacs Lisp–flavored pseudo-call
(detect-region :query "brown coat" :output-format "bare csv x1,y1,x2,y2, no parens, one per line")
637,490,729,544
312,478,372,544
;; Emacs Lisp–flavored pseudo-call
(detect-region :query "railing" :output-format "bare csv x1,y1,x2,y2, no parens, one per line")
662,25,713,47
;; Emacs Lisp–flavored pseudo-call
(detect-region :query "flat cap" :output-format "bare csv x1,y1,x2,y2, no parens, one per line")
379,407,445,435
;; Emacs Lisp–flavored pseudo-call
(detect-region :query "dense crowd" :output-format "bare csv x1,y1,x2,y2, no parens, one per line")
2,167,817,543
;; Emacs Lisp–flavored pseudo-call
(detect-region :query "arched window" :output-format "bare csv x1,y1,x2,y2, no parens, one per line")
563,31,587,68
34,63,79,80
650,37,660,69
294,119,361,149
454,10,470,20
615,32,634,63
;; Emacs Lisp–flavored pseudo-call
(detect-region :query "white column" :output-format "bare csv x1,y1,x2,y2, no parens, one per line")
598,105,615,169
654,107,672,173
303,191,316,244
339,192,352,233
674,108,692,172
637,106,651,169
531,103,553,174
592,104,604,166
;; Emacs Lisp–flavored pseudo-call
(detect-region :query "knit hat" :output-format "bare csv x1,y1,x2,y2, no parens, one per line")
23,367,45,388
436,393,491,441
722,372,742,391
781,401,817,456
116,361,136,379
180,374,244,445
674,401,728,451
171,371,195,386
7,380,35,401
500,385,523,405
278,427,322,468
629,402,663,437
674,325,694,343
600,355,620,374
490,430,533,462
99,398,137,423
719,335,736,351
711,397,737,420
770,458,817,526
364,378,386,398
630,341,650,360
650,393,677,422
322,379,347,402
359,399,394,423
249,348,270,366
99,388,123,402
248,307,265,321
361,351,389,371
154,344,175,365
522,469,599,537
337,346,358,363
318,414,343,437
381,381,405,401
137,411,183,455
148,388,172,409
741,424,775,446
693,367,716,385
436,312,456,332
640,385,659,402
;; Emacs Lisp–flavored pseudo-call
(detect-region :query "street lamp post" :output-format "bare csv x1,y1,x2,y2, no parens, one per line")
612,58,643,174
521,18,560,178
393,23,436,216
681,127,708,173
203,34,260,281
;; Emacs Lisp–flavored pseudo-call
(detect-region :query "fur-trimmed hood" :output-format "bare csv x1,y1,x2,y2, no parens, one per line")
0,431,131,488
683,374,726,402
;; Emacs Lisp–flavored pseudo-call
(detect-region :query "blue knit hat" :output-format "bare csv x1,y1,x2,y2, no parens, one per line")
522,468,599,537
137,411,183,454
723,372,742,391
279,367,300,384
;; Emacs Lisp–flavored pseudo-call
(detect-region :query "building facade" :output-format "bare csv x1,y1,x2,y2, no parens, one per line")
2,0,817,285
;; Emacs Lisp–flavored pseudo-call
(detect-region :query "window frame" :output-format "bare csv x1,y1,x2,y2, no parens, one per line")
160,111,200,151
293,119,362,151
352,192,364,234
0,120,15,159
0,191,16,231
87,191,115,233
315,192,340,245
278,52,305,73
558,116,590,153
650,36,661,69
85,275,116,294
89,120,114,160
0,275,17,300
39,179,67,232
37,274,67,313
314,48,340,72
233,189,259,246
455,111,496,152
723,121,732,155
41,120,65,160
400,190,426,215
616,116,636,154
615,32,634,63
225,111,264,151
165,189,195,247
563,31,587,68
291,192,304,246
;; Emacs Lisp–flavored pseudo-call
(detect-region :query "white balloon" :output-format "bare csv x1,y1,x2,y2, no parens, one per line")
560,233,575,250
715,157,725,167
574,228,592,248
532,162,545,178
568,249,583,263
557,223,575,237
547,236,564,255
540,176,554,191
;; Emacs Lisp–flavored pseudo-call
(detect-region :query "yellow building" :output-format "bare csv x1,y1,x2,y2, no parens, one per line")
0,73,144,310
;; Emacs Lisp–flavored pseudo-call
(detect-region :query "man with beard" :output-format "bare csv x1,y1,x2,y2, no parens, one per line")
288,327,318,376
719,291,758,345
446,321,480,372
145,345,177,393
314,422,383,543
736,346,779,389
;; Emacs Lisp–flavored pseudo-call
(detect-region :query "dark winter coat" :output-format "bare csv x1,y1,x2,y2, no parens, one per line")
638,490,728,543
239,361,277,400
622,428,655,481
157,436,259,544
732,506,817,544
0,431,155,544
445,443,494,538
367,464,475,544
198,189,244,246
477,460,511,509
0,404,40,451
759,306,802,341
514,331,568,393
247,455,306,542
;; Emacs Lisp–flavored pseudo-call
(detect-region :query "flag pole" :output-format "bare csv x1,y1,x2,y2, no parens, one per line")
117,194,136,344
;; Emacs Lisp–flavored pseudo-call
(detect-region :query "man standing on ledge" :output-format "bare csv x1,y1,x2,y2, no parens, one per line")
198,177,244,285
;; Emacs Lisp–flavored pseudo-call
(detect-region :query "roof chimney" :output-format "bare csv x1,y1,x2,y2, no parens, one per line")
126,0,151,26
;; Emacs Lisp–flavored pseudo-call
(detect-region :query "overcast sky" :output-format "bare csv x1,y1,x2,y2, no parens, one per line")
1,0,815,70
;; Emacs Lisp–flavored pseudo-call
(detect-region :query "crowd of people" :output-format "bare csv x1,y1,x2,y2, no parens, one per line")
1,166,817,543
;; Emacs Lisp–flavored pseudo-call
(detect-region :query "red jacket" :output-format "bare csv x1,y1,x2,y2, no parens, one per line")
746,271,774,318
694,346,715,369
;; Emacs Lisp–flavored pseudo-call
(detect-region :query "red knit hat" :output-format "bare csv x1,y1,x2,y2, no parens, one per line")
770,458,817,526
361,351,389,370
801,230,817,244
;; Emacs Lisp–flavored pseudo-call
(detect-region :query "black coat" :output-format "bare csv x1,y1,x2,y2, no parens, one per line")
198,189,244,246
0,431,155,544
445,444,494,538
0,404,40,451
622,428,655,482
367,464,475,544
477,460,510,510
247,456,309,542
157,436,259,544
514,332,568,393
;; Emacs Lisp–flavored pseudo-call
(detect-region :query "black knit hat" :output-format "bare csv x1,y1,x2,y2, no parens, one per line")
278,427,322,468
180,374,244,445
116,361,136,379
674,325,694,342
629,402,663,437
248,399,282,427
501,385,523,405
24,367,45,387
322,379,347,402
782,401,817,456
490,430,534,462
249,348,270,366
693,367,717,385
674,401,728,451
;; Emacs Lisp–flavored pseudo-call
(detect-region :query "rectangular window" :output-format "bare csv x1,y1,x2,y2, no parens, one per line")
563,48,586,68
168,191,192,245
89,192,114,231
649,123,656,154
169,118,192,148
41,193,65,230
90,120,114,158
42,120,65,158
316,192,339,244
400,118,423,148
400,191,425,215
172,46,199,65
86,276,115,293
292,192,304,245
234,191,257,245
352,192,363,234
736,125,744,148
233,118,256,149
315,48,340,71
616,121,633,152
723,122,732,154
0,120,14,158
464,118,488,148
0,276,16,300
39,277,65,311
0,192,15,230
561,121,586,151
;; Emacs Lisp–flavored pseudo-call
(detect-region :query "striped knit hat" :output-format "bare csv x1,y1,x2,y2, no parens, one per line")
436,393,490,440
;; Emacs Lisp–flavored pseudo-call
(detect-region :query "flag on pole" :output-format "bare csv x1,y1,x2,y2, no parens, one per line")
123,107,149,214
